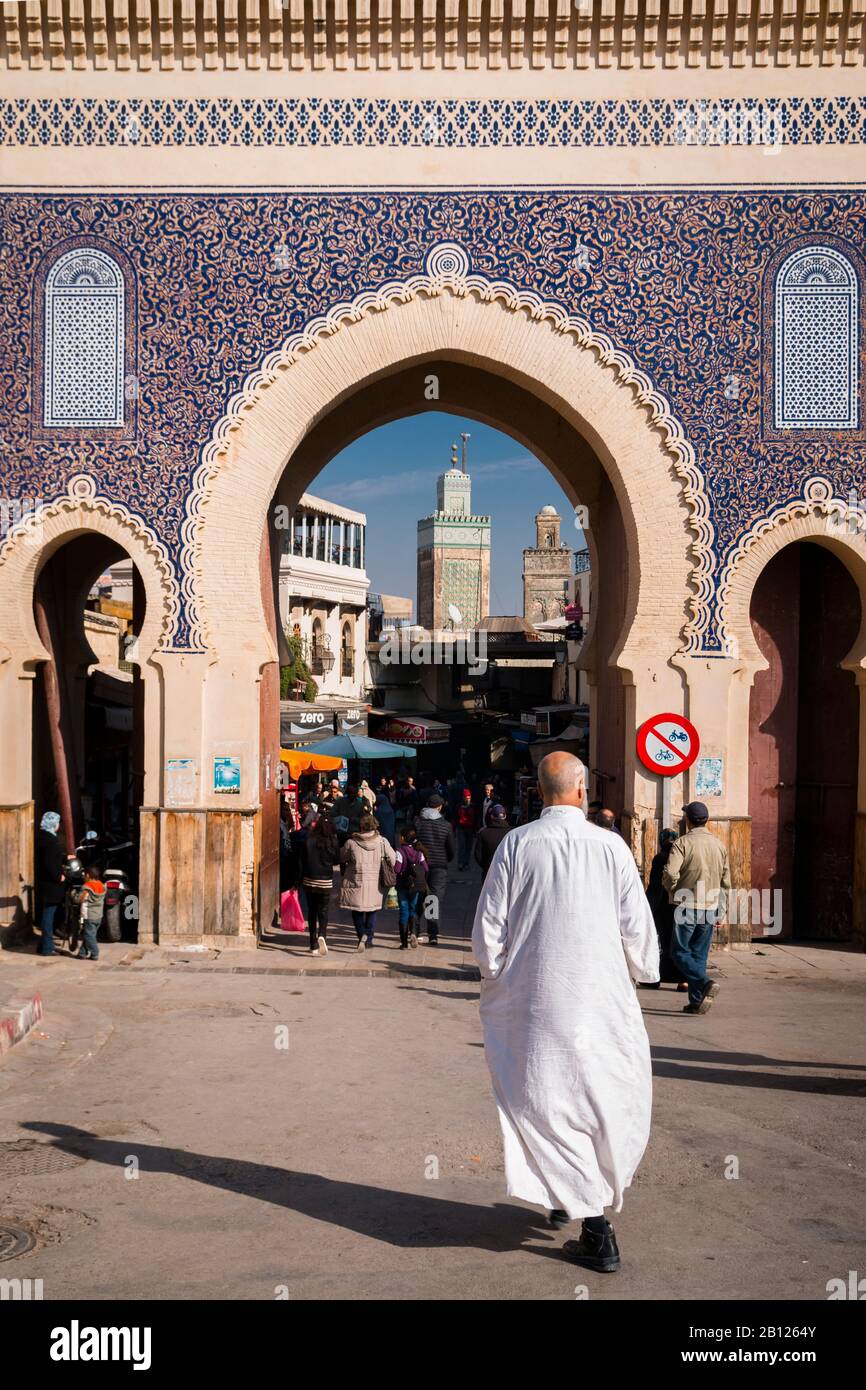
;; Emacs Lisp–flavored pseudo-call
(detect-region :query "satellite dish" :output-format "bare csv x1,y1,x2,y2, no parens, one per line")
447,603,463,628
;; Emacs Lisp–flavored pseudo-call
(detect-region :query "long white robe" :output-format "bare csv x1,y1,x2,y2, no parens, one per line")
471,805,659,1218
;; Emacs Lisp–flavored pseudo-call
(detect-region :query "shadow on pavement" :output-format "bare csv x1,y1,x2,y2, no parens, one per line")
651,1056,866,1096
23,1122,560,1255
653,1045,866,1072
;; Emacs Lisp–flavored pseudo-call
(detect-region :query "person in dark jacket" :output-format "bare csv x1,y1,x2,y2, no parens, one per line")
332,785,365,838
473,804,511,880
480,781,497,828
36,810,66,956
455,788,478,870
644,828,688,991
395,776,420,825
445,773,467,822
300,813,339,955
374,790,397,848
412,794,455,945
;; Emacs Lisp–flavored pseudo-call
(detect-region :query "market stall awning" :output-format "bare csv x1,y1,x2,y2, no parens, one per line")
291,732,416,761
371,714,450,745
279,748,343,780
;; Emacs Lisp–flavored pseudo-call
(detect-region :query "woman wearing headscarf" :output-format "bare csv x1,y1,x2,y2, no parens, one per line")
36,811,67,956
374,788,397,848
644,828,688,991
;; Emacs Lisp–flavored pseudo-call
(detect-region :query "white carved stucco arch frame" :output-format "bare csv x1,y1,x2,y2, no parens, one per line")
718,476,866,673
0,474,179,670
185,244,712,665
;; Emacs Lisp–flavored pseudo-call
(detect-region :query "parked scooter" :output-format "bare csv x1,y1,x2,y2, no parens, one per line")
58,832,134,949
101,841,134,942
59,851,88,954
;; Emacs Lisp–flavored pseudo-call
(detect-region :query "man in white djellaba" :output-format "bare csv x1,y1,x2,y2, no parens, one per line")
471,751,659,1273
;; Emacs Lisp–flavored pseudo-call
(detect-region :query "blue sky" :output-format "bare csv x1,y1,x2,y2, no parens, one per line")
309,412,579,616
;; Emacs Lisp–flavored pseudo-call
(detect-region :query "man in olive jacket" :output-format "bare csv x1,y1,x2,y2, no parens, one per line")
662,801,731,1015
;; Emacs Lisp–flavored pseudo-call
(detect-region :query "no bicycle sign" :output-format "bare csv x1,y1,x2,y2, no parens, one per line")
636,712,700,778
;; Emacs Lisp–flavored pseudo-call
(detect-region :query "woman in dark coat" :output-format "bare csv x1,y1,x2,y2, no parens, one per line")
473,805,511,880
374,790,397,848
645,828,688,989
300,813,339,955
36,810,66,956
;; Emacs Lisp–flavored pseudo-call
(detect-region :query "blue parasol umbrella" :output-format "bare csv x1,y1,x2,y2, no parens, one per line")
288,732,416,761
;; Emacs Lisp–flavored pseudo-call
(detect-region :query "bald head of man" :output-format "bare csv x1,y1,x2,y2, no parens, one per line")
537,752,587,809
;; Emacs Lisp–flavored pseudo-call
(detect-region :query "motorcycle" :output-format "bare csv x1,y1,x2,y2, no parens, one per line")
59,851,87,954
58,834,135,950
101,840,134,942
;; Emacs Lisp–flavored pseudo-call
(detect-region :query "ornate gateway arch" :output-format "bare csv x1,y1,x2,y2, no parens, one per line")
1,3,865,945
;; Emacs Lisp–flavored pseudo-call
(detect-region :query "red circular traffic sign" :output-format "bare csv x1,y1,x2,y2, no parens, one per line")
636,712,700,778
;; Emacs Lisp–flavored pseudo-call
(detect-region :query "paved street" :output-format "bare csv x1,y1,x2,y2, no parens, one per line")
1,864,865,1302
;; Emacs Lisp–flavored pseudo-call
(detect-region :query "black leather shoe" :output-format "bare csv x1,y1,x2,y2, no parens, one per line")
563,1221,620,1273
549,1209,569,1229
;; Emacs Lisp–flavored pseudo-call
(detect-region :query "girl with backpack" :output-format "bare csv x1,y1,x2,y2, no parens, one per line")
394,826,428,950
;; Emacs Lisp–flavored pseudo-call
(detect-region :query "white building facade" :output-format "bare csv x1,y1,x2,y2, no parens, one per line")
280,493,369,706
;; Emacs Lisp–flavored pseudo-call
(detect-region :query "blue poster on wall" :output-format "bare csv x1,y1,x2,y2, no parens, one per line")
695,757,724,799
213,756,241,795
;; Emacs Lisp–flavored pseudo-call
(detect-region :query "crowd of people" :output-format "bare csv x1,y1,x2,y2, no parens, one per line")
34,754,731,1023
279,771,513,955
280,771,732,1010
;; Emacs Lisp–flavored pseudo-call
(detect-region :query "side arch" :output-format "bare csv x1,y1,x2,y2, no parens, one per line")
0,475,179,944
0,473,179,671
718,477,866,672
719,483,866,945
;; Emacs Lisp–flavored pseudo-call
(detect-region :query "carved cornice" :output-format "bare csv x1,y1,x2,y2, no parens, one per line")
2,1,863,74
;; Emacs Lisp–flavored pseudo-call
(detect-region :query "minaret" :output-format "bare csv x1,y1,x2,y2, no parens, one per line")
417,438,491,629
523,505,573,625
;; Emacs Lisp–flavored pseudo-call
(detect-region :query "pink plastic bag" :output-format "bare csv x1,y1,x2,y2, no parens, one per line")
280,889,306,933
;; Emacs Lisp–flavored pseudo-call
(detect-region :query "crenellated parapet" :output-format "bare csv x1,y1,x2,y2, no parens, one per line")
1,1,864,74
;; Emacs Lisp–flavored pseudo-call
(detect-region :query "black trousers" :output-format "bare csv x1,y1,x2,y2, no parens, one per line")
425,866,449,940
306,888,331,948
